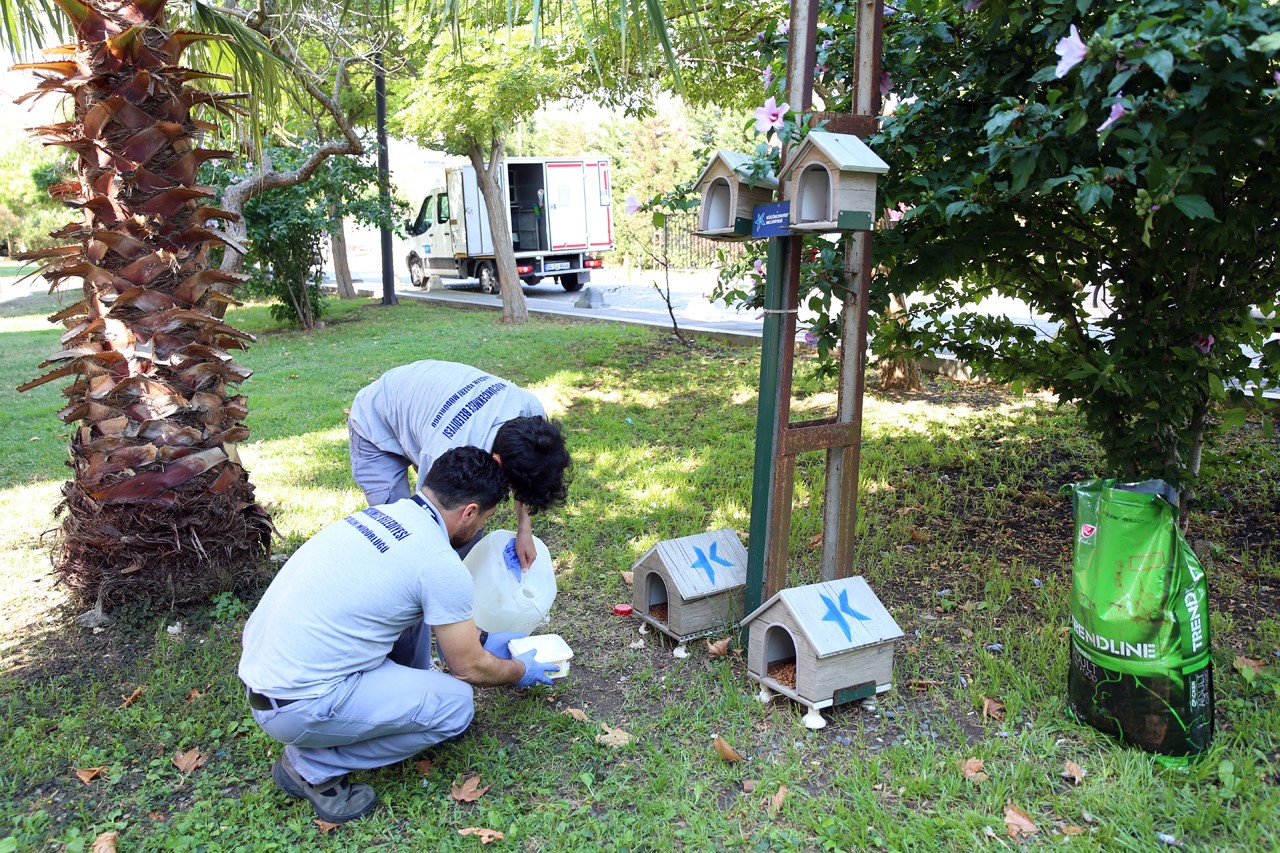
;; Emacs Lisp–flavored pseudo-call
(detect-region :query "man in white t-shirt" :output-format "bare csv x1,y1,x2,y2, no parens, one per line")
239,447,559,824
348,360,571,568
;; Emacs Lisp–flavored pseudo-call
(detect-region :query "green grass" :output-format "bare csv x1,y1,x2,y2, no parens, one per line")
1,286,1277,851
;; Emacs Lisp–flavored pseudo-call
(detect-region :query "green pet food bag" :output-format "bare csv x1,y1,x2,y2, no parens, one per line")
1062,479,1213,765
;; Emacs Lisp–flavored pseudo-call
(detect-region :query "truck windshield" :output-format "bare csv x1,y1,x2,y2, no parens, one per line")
410,197,431,236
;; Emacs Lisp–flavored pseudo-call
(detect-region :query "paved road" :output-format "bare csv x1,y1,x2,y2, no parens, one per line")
327,265,772,343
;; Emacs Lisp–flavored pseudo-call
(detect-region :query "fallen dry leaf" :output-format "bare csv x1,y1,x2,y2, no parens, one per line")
1234,656,1266,675
959,627,975,639
186,687,204,702
172,749,207,772
742,779,759,793
806,532,823,551
1062,759,1085,786
146,812,165,821
414,757,435,776
91,831,118,853
75,766,108,784
118,686,142,709
628,638,645,649
620,571,634,585
120,562,141,575
707,637,731,657
459,827,505,844
1061,825,1086,836
905,679,942,692
1004,801,1038,839
910,529,931,542
596,723,634,748
981,696,1006,722
769,785,788,814
713,735,744,763
315,818,340,833
562,707,590,723
960,757,988,782
451,775,491,803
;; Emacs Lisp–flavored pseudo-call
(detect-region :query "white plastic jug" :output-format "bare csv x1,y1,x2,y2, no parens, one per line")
463,529,557,633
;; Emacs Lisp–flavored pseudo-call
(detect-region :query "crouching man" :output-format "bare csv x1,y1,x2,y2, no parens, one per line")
238,446,558,824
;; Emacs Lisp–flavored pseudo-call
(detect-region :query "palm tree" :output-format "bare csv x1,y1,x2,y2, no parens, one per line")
14,0,273,612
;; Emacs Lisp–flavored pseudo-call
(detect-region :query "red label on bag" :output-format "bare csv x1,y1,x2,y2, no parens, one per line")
1080,524,1097,539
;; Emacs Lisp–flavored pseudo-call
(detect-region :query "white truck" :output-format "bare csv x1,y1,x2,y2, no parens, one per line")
404,156,614,293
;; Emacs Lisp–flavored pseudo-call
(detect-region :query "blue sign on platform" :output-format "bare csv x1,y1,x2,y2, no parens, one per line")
751,202,790,238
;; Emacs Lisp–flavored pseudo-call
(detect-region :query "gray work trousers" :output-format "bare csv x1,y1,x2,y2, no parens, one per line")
249,623,474,784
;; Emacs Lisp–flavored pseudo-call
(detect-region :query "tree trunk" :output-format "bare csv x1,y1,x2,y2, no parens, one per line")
878,293,923,391
15,0,273,609
328,193,357,299
468,139,528,324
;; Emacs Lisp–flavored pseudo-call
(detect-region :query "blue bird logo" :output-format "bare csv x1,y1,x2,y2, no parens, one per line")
691,542,734,584
821,589,870,642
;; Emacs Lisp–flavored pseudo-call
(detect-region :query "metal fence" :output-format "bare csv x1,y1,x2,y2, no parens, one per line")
647,214,747,271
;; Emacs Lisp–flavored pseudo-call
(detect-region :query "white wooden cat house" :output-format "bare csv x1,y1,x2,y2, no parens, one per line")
692,151,778,240
777,131,888,233
741,575,902,729
631,529,748,654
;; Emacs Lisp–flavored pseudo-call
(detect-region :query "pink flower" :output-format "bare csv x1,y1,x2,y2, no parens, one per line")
1274,70,1280,85
778,19,790,36
1097,95,1126,132
884,4,898,17
624,195,641,215
752,258,766,279
803,330,819,346
879,71,894,98
886,202,911,222
754,96,791,133
763,67,774,87
964,0,982,10
1054,24,1088,78
1192,334,1215,354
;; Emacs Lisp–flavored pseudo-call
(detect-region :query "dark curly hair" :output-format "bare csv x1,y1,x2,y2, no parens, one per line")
423,446,509,512
491,416,571,514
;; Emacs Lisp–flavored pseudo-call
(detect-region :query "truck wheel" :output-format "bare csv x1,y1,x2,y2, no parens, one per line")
559,274,584,293
478,262,499,295
408,255,426,288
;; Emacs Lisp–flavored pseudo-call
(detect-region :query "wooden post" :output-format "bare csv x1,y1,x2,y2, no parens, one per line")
745,0,885,606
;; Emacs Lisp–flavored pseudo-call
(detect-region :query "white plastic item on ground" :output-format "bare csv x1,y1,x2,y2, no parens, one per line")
463,529,557,633
507,633,574,678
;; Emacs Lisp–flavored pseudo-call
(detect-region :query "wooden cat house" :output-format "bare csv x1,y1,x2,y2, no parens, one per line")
692,151,778,240
631,529,748,653
741,576,903,729
777,130,888,233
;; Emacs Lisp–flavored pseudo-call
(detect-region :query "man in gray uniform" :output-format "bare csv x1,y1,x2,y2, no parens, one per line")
239,447,559,824
348,360,571,568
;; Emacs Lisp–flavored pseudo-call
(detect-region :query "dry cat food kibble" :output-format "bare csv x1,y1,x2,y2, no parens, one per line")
648,603,669,623
768,660,797,689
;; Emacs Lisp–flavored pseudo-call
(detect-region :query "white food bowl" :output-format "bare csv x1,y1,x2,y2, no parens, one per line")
507,633,574,678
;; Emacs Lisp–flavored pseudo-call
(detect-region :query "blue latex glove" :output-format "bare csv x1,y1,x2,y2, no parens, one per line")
502,538,523,583
483,631,526,660
514,648,558,688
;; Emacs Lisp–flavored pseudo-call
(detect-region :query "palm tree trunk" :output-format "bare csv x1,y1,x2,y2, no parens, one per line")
15,0,272,608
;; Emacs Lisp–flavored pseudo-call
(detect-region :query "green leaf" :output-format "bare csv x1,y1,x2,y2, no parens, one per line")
1172,194,1218,221
1066,107,1089,135
1077,183,1103,213
1220,407,1248,430
1143,49,1174,84
1249,32,1280,52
